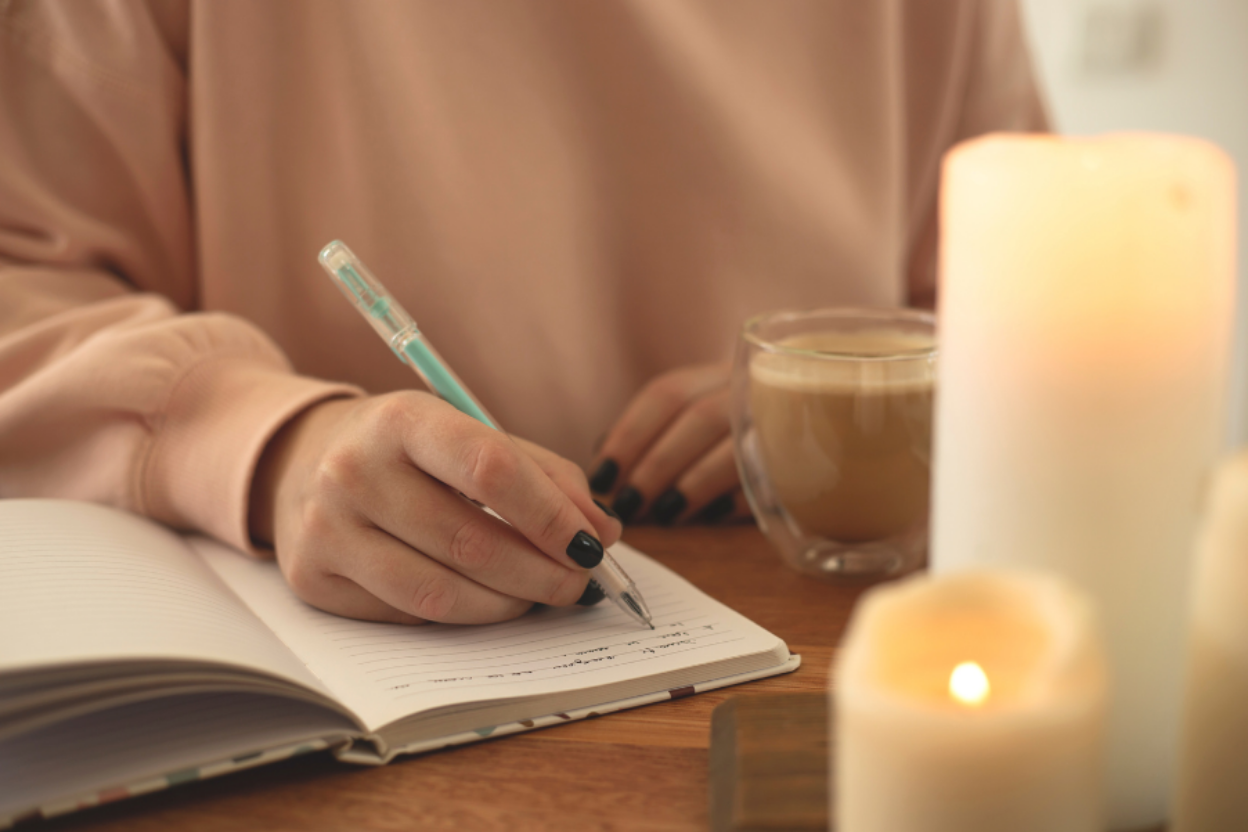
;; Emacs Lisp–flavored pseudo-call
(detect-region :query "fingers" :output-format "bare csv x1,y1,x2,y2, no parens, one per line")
618,394,731,522
276,501,530,625
653,436,740,524
389,395,610,573
589,364,739,525
678,487,752,525
588,363,730,505
692,490,738,524
275,493,536,625
586,361,756,526
362,465,592,608
514,437,622,547
283,571,429,625
342,527,535,625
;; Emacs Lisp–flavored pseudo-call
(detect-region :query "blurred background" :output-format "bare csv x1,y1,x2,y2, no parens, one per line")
1019,0,1248,444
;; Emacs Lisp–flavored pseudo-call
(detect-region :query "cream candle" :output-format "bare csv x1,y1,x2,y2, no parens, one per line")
834,570,1107,832
931,134,1236,829
1173,451,1248,831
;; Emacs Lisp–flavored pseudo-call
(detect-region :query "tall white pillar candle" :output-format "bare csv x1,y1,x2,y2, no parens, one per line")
1173,451,1248,831
834,570,1107,832
932,134,1236,829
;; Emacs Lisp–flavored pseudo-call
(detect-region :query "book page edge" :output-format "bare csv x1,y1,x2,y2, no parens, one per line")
336,653,803,765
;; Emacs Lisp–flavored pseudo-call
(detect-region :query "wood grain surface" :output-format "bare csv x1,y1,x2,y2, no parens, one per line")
709,693,831,832
38,525,875,832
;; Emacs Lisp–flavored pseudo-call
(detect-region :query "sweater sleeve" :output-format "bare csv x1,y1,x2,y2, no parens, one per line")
0,1,360,552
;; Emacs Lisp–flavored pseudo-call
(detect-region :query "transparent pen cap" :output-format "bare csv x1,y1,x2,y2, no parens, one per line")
318,240,417,348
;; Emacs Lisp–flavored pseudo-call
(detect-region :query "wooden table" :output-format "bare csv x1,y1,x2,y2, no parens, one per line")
41,525,872,832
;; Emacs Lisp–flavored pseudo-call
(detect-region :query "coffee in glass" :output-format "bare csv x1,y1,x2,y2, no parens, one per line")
731,308,936,578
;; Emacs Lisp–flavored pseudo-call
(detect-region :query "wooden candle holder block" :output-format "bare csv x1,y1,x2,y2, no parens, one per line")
709,692,832,832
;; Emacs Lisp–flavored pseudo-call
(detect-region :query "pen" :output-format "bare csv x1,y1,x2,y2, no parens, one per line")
317,240,654,630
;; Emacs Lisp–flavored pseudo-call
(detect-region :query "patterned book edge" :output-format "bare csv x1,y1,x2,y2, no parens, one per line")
338,653,804,764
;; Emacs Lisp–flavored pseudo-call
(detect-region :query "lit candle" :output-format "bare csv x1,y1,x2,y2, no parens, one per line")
1173,451,1248,831
834,570,1107,832
931,134,1236,829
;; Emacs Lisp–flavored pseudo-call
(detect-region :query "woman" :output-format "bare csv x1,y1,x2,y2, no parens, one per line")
0,0,1046,624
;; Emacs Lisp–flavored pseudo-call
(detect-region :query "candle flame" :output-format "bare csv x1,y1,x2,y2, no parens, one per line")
949,662,990,707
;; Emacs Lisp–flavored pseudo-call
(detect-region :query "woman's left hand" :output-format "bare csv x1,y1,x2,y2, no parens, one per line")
586,362,750,526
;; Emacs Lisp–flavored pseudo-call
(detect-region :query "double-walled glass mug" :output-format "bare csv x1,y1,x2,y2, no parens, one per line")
730,308,937,578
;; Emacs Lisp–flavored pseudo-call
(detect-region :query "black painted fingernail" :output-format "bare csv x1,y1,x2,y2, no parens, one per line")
593,498,620,521
611,486,643,524
652,488,687,526
697,492,735,523
577,580,606,606
566,530,604,568
588,458,619,494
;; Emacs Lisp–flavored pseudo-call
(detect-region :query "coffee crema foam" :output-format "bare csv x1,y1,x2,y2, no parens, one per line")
748,330,935,391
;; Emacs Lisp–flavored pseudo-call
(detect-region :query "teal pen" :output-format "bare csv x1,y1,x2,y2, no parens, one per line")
318,240,654,630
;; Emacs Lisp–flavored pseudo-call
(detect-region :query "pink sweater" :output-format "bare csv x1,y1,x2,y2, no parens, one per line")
0,0,1046,553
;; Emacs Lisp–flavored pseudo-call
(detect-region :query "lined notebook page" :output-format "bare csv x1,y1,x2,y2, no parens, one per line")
193,538,787,731
0,500,327,699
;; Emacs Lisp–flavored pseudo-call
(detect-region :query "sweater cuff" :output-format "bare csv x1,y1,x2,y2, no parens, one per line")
139,357,362,553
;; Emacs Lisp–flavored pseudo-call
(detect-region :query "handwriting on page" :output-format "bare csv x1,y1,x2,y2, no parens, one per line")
193,537,777,727
293,588,746,702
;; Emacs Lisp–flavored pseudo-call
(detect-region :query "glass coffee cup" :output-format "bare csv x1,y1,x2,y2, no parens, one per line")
730,308,936,578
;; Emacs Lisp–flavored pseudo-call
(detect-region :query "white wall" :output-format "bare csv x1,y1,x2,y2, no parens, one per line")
1020,0,1248,446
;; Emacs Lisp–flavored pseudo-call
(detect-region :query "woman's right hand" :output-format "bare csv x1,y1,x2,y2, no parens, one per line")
248,391,622,625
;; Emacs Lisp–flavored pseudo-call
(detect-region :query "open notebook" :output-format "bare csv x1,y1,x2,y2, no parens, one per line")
0,500,797,825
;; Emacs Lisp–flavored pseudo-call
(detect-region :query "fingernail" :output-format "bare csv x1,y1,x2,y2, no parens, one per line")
593,498,620,521
588,458,619,494
611,486,643,524
697,492,735,523
652,489,687,526
577,580,606,606
566,530,604,568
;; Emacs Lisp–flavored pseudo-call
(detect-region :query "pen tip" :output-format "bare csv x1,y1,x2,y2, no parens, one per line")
648,622,655,630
